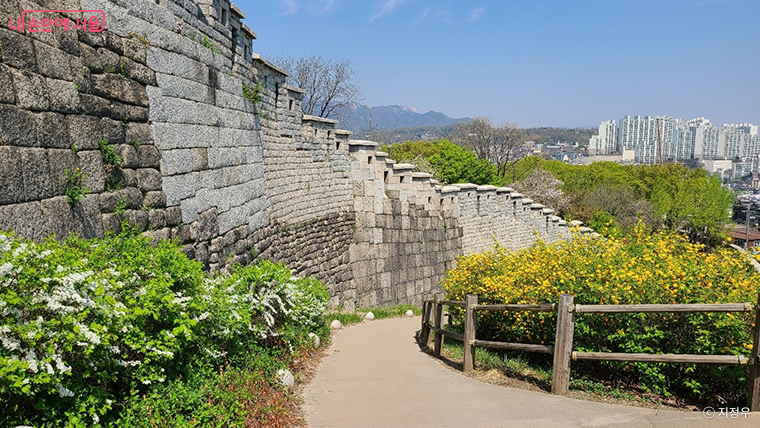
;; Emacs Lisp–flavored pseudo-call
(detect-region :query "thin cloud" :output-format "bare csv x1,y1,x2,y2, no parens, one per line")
416,6,432,24
371,0,403,21
310,0,336,15
467,6,485,23
281,0,298,16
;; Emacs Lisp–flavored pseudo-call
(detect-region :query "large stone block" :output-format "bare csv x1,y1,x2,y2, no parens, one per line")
121,57,156,86
117,144,139,168
160,149,192,176
215,91,246,111
153,122,217,150
207,147,247,169
99,186,142,212
10,69,50,111
122,104,148,122
36,112,71,149
155,72,214,104
165,205,182,226
100,117,125,144
123,37,147,65
0,104,37,147
143,191,166,209
79,42,101,72
0,0,19,31
126,209,149,231
190,208,218,241
76,150,105,193
104,32,124,55
78,93,111,117
149,95,219,126
0,28,38,73
162,172,199,206
218,127,259,148
148,209,166,230
0,146,23,204
35,42,74,81
91,73,148,106
96,47,120,72
0,64,15,104
21,148,55,201
45,78,81,114
136,145,160,168
137,168,162,192
67,115,100,150
0,201,47,241
47,148,78,196
146,47,209,86
77,26,106,48
125,122,153,144
53,21,80,55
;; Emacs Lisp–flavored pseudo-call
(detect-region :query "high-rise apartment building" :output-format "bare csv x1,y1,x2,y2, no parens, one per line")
588,115,758,168
589,120,618,155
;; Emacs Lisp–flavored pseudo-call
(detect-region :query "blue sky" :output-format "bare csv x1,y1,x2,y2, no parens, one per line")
237,0,759,128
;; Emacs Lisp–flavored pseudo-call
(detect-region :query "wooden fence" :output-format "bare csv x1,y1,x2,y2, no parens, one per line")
419,292,760,411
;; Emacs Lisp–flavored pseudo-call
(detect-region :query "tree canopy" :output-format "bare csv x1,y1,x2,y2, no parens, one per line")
385,139,504,186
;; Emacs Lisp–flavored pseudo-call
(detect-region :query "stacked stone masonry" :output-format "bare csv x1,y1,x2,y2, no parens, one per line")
0,0,589,309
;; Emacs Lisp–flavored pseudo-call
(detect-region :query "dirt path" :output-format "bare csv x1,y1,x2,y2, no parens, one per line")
304,316,756,427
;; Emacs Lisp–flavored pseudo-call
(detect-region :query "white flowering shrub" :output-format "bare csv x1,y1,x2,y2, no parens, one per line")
0,231,329,427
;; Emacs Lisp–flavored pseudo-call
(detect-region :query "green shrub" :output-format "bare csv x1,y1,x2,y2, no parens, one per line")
444,228,759,404
0,230,329,426
387,139,504,186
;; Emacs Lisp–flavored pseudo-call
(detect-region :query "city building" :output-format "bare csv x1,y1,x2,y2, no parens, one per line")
588,115,759,174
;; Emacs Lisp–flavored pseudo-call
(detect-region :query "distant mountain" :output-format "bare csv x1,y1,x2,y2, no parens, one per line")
339,103,470,133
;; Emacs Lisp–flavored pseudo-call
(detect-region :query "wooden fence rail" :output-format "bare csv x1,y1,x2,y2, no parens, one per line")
419,291,760,411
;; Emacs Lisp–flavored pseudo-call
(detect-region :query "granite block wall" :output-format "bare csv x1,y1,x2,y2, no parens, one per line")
0,0,588,309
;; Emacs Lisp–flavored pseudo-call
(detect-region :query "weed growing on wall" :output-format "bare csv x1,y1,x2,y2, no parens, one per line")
242,81,263,105
98,139,123,167
444,226,760,405
64,168,89,205
200,35,221,54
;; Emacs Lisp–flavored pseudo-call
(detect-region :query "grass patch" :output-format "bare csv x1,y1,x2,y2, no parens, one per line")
357,304,421,319
323,304,422,327
435,338,692,409
323,311,363,326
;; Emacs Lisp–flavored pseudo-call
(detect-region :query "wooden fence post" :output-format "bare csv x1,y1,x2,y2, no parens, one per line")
420,295,432,345
552,294,575,395
749,292,760,411
464,294,478,372
434,292,444,356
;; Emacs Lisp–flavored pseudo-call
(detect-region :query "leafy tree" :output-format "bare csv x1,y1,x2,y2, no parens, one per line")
385,140,503,186
650,172,734,246
428,140,504,186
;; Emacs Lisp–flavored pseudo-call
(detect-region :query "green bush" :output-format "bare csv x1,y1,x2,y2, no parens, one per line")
0,230,328,426
444,228,759,404
387,139,504,186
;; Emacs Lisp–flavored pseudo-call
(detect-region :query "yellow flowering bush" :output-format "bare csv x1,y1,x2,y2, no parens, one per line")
444,226,759,403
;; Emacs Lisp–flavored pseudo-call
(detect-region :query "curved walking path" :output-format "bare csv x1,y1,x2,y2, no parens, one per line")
305,316,758,427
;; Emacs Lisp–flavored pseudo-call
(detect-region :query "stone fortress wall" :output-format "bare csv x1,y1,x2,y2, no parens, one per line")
0,0,588,309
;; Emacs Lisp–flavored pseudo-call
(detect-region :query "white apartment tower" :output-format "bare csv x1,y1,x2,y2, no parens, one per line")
589,115,759,168
590,120,618,155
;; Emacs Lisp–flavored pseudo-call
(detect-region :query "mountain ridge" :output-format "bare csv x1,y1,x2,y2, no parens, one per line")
339,103,470,133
